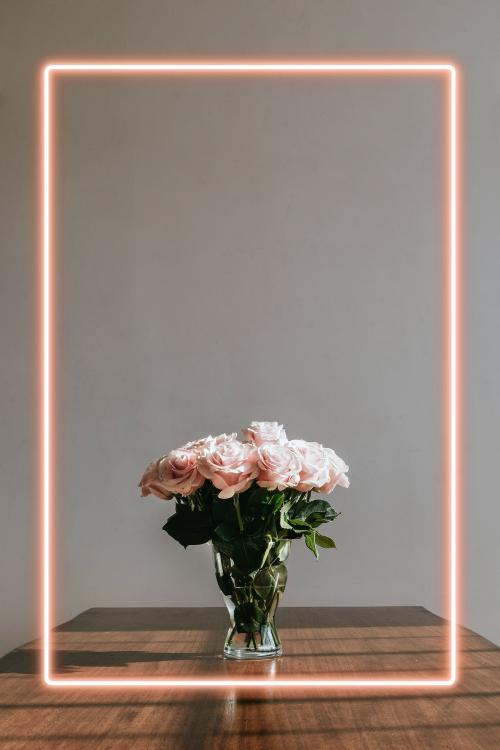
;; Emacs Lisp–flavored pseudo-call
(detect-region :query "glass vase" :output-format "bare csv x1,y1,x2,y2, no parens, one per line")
212,539,290,659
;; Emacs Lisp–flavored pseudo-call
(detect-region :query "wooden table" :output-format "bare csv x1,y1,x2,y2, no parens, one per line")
0,607,499,748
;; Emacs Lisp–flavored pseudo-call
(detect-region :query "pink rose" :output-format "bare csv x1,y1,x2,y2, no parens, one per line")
211,432,238,445
288,440,330,492
242,421,287,447
180,433,237,456
139,449,205,499
317,448,350,494
180,435,215,453
256,443,301,491
138,456,174,500
198,438,258,499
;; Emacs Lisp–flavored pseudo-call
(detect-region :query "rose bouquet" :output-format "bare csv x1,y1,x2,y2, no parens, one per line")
139,421,349,659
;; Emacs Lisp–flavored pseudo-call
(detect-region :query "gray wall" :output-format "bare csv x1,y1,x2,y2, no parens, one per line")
1,0,498,658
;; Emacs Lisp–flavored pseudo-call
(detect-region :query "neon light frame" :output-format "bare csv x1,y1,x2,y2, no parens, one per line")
40,61,460,688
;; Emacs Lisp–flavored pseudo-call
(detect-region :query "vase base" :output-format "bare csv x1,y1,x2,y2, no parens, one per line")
223,623,282,660
223,645,282,660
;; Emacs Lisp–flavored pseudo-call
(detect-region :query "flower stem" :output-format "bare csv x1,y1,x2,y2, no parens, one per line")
234,494,244,532
270,620,281,646
227,625,237,647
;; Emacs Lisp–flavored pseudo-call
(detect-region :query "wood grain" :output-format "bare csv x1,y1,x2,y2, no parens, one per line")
0,607,499,749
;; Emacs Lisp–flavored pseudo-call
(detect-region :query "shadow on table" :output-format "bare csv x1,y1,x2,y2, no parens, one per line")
0,648,220,674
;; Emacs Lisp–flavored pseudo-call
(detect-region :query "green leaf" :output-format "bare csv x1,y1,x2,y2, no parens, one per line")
274,562,288,593
212,500,239,528
214,571,234,596
311,510,340,527
315,532,336,549
266,514,279,540
287,517,313,531
305,531,319,558
279,500,295,530
162,506,213,548
290,494,311,517
253,569,277,600
234,602,267,633
231,537,270,576
246,484,272,504
290,497,340,528
283,530,304,540
269,491,286,510
268,540,290,565
303,499,331,514
214,522,239,542
240,487,285,535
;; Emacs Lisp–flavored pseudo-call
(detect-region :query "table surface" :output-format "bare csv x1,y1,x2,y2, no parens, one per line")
0,606,499,749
